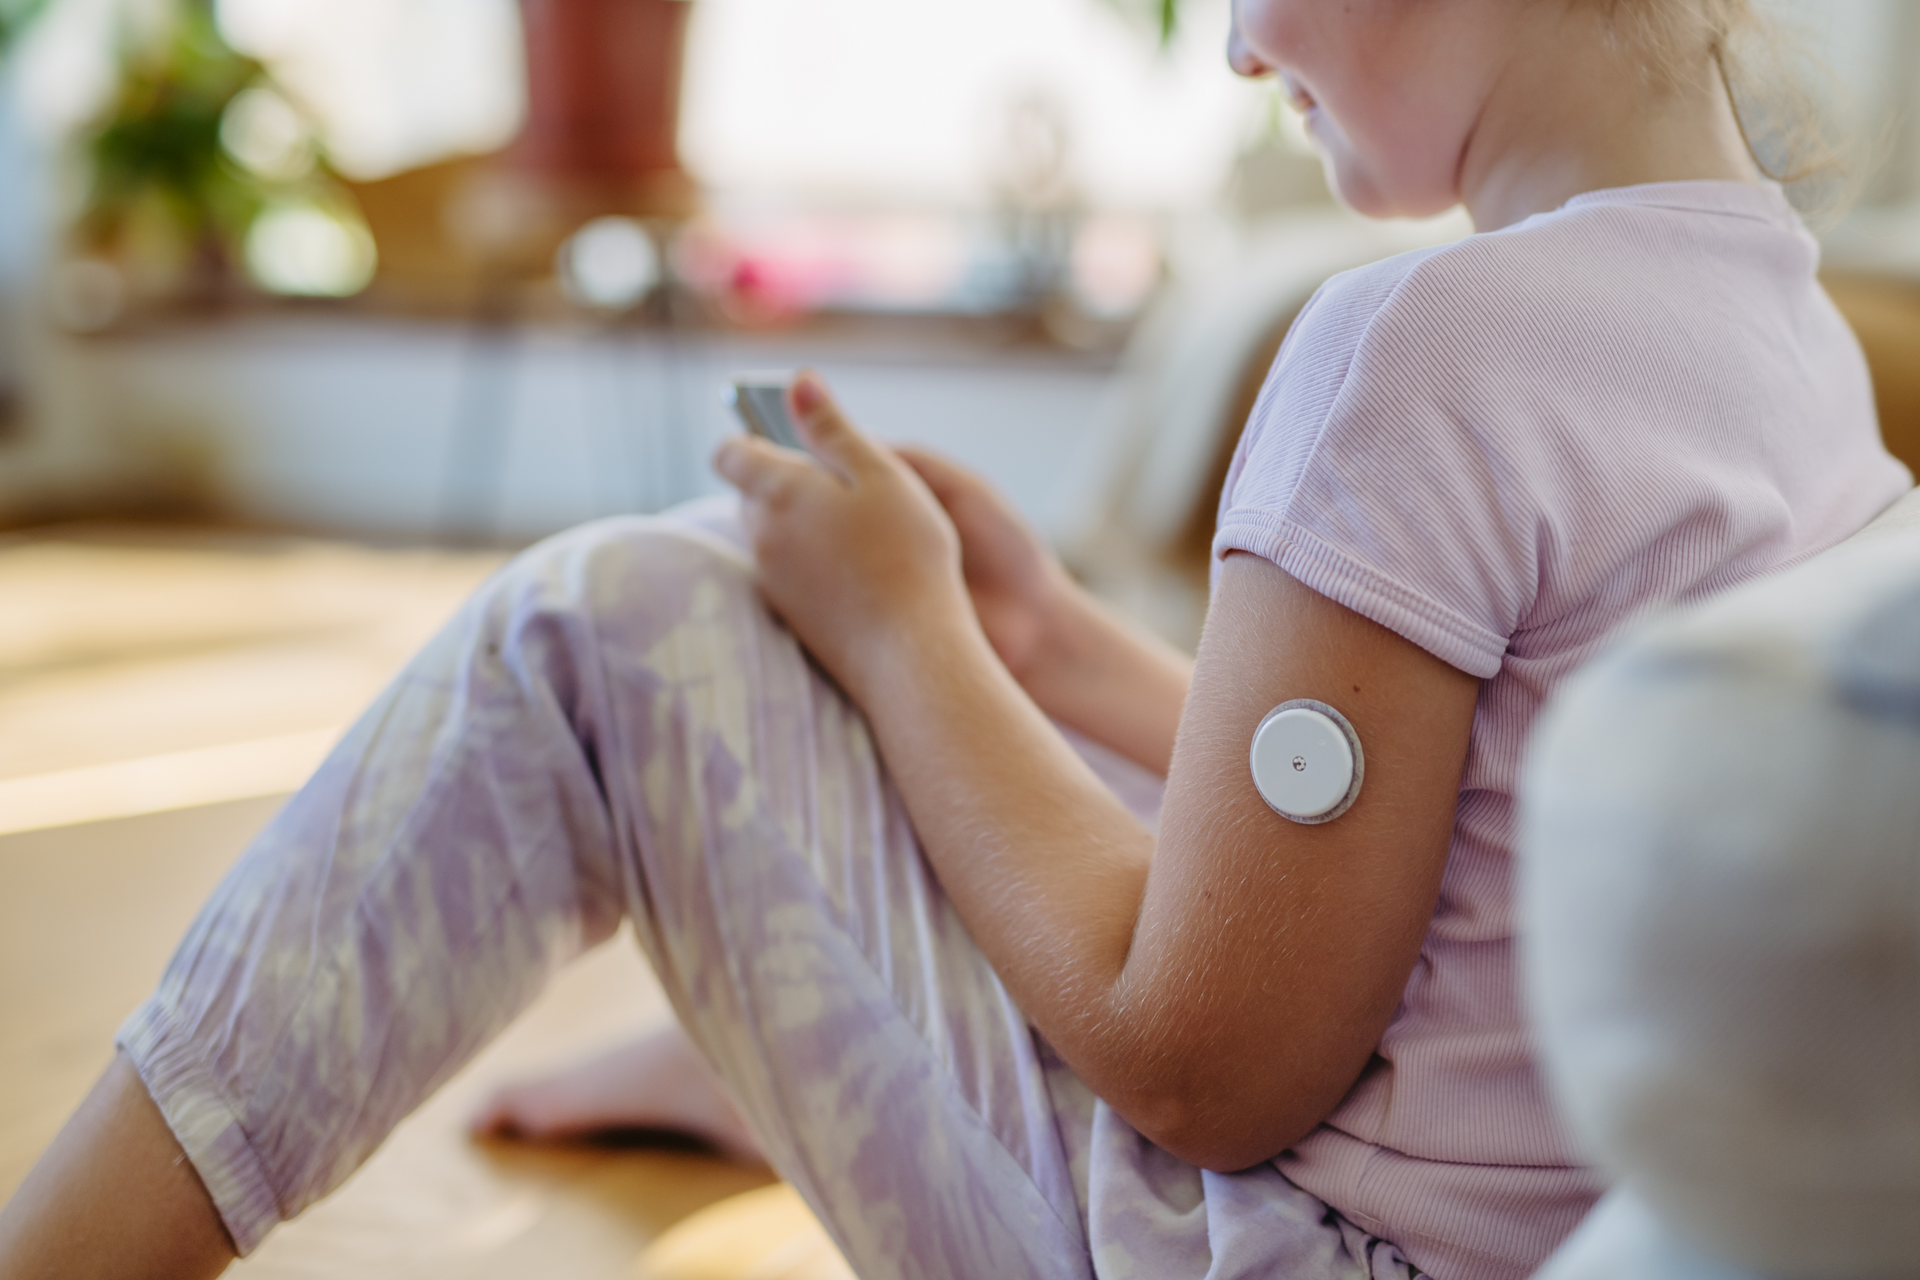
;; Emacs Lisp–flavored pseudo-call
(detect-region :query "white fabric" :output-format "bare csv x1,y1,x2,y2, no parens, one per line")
1533,1188,1761,1280
1521,488,1920,1279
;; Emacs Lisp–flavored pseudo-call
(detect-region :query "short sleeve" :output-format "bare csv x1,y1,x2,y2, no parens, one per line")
1213,250,1544,679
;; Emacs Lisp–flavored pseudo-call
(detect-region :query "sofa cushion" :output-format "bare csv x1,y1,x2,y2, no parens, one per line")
1520,487,1920,1280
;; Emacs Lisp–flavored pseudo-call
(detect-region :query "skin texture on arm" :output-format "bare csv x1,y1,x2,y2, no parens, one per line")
0,1054,235,1280
718,383,1479,1169
1136,555,1477,1159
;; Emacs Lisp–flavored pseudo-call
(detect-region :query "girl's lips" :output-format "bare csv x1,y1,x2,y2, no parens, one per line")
1279,72,1316,114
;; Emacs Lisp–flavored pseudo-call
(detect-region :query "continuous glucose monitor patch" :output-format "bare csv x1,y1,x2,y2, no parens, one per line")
1250,700,1364,824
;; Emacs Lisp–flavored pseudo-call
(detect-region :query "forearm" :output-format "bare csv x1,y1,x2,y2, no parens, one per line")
850,607,1157,1088
851,609,1304,1160
1017,579,1192,777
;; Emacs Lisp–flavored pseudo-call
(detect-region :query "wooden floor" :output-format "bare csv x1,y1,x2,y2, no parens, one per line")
0,525,779,1277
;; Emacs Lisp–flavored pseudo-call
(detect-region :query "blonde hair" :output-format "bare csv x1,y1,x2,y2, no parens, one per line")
1590,0,1857,215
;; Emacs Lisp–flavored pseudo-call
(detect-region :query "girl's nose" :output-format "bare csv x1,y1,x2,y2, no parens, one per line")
1227,24,1272,78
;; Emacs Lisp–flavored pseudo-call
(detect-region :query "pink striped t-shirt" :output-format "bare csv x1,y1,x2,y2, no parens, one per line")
1212,181,1912,1280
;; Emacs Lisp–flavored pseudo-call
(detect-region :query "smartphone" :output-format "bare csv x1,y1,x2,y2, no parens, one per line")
726,376,806,452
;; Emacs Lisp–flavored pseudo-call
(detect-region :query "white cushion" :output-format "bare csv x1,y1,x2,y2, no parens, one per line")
1520,490,1920,1280
1850,484,1920,540
1532,1188,1761,1280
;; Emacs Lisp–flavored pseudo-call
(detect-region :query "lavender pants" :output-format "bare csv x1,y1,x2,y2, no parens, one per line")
119,500,1415,1280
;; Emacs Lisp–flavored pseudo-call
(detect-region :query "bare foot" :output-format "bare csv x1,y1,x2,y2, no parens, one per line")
470,1024,766,1164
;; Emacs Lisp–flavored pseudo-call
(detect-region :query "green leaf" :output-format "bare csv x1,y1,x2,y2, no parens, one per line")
73,0,360,275
0,0,52,57
1094,0,1183,48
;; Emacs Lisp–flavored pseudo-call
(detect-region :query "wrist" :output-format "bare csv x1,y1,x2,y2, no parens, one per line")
1007,575,1193,775
1011,570,1108,699
843,583,990,707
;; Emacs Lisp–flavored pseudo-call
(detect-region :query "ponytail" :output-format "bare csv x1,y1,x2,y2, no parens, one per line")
1593,0,1857,217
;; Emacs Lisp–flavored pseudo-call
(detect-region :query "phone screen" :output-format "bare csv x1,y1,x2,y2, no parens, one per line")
726,378,805,452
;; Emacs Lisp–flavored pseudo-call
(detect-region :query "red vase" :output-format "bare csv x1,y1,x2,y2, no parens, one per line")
508,0,696,216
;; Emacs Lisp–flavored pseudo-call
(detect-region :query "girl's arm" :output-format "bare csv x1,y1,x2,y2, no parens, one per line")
892,447,1192,776
719,379,1479,1170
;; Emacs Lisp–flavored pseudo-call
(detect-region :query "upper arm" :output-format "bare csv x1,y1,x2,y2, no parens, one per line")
1106,551,1480,1170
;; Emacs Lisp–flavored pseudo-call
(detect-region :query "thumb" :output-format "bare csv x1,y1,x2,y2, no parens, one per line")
790,372,881,481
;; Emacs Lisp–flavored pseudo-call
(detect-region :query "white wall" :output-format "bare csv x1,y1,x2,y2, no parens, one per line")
0,58,81,517
29,317,1117,543
677,0,1262,210
16,0,1267,209
1762,0,1920,204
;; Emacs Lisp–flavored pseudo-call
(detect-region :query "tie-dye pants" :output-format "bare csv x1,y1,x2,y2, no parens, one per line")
118,500,1415,1280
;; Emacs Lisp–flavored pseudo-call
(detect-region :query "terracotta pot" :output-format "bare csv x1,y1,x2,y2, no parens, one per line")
508,0,697,219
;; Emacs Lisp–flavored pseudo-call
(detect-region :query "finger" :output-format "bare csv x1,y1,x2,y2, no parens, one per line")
893,445,975,504
713,434,811,500
789,372,884,482
896,447,1012,532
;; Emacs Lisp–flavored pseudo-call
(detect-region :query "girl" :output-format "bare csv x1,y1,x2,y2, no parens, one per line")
2,1,1908,1278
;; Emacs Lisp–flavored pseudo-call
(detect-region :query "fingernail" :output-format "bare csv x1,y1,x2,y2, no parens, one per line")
792,375,824,415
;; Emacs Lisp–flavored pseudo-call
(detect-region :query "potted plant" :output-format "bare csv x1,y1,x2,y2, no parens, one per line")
0,0,48,53
511,0,1167,221
1102,0,1181,45
349,0,695,293
0,0,51,441
510,0,695,216
63,0,372,321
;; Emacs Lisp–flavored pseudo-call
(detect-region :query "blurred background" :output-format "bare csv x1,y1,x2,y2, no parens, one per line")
0,0,1296,545
3,1,1920,1275
0,0,1916,545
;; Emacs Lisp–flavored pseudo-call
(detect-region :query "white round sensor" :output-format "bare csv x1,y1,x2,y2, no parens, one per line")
1250,701,1364,824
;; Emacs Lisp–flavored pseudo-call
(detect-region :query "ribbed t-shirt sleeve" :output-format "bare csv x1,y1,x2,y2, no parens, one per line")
1213,256,1540,679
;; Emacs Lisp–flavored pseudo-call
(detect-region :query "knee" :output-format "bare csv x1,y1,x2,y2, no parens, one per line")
477,504,773,682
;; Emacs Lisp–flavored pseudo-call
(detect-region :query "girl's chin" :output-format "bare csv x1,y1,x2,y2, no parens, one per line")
1323,155,1448,222
1321,156,1387,218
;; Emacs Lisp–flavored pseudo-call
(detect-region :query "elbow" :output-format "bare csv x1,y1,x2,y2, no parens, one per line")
1146,1115,1320,1175
1084,996,1382,1171
1113,1078,1328,1174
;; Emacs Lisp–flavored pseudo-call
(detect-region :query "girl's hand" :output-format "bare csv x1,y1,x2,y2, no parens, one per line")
712,374,974,700
891,446,1076,683
898,444,1193,777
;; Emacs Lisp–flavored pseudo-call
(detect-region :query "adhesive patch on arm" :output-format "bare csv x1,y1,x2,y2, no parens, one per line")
1249,700,1364,824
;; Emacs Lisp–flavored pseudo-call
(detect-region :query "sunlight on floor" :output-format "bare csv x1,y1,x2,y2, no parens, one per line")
0,525,502,784
0,728,340,834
